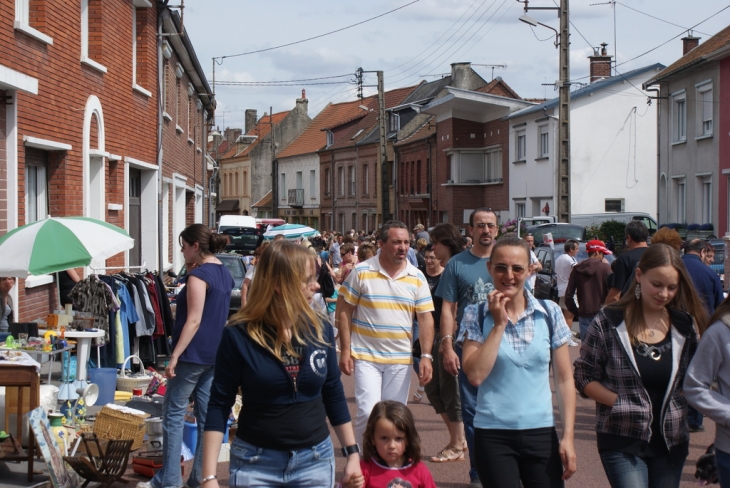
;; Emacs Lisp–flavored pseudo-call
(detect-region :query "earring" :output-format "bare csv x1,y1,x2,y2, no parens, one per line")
634,283,641,300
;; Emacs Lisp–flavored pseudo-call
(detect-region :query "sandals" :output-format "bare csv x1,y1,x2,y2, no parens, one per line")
430,445,466,463
412,390,425,403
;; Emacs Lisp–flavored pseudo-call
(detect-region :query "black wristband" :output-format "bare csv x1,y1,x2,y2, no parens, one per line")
341,444,360,457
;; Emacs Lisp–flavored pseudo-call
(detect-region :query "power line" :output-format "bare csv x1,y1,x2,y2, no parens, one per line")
215,81,354,87
215,0,421,60
615,2,712,36
214,74,353,84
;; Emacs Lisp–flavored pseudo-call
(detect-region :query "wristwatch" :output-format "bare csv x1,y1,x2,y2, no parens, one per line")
341,444,360,457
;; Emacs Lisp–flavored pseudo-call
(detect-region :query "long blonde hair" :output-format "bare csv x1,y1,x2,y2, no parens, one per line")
609,243,708,339
229,240,326,359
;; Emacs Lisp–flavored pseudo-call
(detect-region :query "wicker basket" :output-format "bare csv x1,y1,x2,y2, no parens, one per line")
92,405,149,450
116,355,153,393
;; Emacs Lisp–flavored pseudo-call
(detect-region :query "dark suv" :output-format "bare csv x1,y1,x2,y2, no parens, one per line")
220,227,264,256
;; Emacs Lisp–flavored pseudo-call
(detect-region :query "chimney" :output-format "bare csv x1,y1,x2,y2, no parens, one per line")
450,62,474,89
245,109,257,133
682,34,701,55
588,43,612,83
295,88,309,114
225,127,242,147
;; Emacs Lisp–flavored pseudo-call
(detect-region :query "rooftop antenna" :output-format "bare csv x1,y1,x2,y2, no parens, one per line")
590,1,617,74
472,64,507,81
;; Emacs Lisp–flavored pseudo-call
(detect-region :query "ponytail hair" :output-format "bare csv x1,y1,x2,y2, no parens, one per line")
179,224,228,256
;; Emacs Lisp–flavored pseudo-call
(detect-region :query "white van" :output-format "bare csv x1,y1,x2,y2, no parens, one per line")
570,212,658,235
218,215,257,233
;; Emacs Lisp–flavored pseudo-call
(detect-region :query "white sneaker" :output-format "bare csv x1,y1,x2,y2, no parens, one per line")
137,482,156,488
569,339,580,347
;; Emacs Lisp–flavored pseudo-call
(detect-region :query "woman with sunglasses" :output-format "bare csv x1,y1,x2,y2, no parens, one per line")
459,236,576,487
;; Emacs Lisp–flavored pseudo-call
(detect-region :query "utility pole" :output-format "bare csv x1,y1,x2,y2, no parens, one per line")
558,0,570,223
519,0,570,222
269,107,278,220
377,71,390,223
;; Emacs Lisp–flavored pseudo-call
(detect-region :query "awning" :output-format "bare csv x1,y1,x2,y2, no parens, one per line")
252,191,272,209
216,199,240,212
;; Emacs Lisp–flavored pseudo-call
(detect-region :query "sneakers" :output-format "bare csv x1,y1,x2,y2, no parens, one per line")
137,482,157,488
569,339,580,347
690,425,706,433
469,478,482,487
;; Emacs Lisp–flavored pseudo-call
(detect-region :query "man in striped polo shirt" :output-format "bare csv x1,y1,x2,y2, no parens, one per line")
338,220,435,444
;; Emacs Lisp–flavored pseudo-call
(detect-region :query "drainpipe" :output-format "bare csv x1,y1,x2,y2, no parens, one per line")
330,149,335,231
156,15,165,276
428,137,434,228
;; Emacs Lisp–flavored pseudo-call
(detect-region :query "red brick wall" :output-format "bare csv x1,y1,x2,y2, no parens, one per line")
395,137,433,229
0,1,160,320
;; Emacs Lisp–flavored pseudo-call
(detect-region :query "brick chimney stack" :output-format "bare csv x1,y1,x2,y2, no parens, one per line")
295,89,309,114
244,109,257,134
682,35,701,55
588,43,612,83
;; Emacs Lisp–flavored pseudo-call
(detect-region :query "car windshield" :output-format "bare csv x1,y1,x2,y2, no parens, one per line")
219,257,245,279
529,225,585,244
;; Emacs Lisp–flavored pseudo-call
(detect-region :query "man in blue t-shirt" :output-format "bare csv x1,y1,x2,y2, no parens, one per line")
435,208,496,487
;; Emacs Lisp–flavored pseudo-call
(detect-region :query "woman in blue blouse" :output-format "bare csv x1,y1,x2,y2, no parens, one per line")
460,236,576,487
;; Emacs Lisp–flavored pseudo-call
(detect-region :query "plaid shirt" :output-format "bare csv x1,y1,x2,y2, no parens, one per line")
457,291,572,353
573,307,698,450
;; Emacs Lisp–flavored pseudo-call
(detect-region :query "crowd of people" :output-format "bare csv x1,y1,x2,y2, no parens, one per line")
132,213,730,488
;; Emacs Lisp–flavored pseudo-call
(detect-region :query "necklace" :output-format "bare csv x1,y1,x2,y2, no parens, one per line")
635,340,671,361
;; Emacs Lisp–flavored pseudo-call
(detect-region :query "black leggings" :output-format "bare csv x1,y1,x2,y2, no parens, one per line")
474,427,564,488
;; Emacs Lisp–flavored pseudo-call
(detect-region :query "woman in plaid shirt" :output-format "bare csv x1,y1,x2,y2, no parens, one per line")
574,244,707,487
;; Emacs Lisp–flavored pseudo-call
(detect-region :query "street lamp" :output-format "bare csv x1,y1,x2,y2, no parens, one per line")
518,0,571,224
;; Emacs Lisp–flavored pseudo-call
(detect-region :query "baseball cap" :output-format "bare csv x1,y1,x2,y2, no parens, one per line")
586,239,612,255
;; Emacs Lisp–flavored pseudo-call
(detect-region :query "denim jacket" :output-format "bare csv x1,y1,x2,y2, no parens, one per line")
573,307,697,450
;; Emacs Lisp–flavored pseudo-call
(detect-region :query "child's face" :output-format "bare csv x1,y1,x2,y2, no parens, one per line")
372,418,407,467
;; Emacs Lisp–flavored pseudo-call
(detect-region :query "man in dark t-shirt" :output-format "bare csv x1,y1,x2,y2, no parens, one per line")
606,220,649,303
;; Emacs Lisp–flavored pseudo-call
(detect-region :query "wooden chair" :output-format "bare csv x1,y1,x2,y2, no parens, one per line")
63,433,133,488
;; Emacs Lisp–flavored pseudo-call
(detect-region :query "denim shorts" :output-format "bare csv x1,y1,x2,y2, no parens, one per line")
229,436,335,487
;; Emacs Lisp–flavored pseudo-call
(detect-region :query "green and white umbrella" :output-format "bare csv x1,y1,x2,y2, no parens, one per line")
0,216,134,278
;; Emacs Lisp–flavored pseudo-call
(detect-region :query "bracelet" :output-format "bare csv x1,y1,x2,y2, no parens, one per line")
420,353,434,361
201,475,218,484
441,334,453,342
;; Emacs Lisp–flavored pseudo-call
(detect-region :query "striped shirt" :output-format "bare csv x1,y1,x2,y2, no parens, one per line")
341,255,434,364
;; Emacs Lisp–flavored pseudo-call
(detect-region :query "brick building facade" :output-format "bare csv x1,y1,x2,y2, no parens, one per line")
0,1,213,320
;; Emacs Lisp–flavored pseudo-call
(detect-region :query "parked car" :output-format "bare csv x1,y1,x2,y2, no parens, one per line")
526,223,586,245
174,253,247,316
571,212,658,237
532,243,616,303
220,226,264,255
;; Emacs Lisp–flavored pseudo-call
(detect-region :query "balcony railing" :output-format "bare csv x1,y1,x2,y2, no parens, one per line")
288,188,304,207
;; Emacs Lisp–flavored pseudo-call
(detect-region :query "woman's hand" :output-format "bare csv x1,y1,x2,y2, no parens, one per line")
487,290,510,328
559,436,577,480
165,355,178,379
342,455,363,488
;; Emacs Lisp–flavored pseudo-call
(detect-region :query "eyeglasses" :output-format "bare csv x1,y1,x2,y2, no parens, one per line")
492,264,527,275
474,222,497,230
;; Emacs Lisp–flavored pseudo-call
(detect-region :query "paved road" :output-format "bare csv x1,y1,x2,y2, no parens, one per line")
330,346,715,488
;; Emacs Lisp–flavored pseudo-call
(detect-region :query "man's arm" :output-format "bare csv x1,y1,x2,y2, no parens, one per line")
439,300,460,375
415,311,434,385
337,297,356,375
564,273,579,317
605,287,621,304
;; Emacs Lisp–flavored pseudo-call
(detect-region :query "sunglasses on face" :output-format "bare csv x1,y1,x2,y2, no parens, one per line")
474,222,497,230
492,264,527,275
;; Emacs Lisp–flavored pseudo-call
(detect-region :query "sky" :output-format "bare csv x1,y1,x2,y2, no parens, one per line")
180,0,730,131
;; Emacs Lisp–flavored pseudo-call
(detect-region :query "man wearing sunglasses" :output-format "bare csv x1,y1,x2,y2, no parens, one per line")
435,207,496,487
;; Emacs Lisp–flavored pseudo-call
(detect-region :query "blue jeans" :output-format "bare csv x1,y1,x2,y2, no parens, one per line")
152,361,215,488
688,405,704,428
716,448,730,488
456,344,479,481
229,436,335,487
579,315,596,342
599,449,685,488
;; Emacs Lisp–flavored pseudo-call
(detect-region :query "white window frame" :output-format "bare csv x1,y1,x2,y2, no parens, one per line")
389,112,400,132
516,131,526,160
14,0,53,44
309,170,316,199
671,90,686,143
605,198,625,212
348,166,355,196
26,160,48,224
538,125,549,158
326,130,334,148
80,0,107,73
279,173,286,201
515,201,526,219
447,147,502,184
696,81,713,138
673,176,687,223
698,174,712,224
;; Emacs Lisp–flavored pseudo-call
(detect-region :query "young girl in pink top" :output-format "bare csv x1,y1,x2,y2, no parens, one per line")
344,400,436,488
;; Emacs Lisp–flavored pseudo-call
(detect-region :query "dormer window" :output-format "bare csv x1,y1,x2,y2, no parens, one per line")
326,130,334,148
389,113,400,132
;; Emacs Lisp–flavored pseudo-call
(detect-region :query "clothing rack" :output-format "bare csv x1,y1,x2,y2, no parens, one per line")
89,261,147,272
